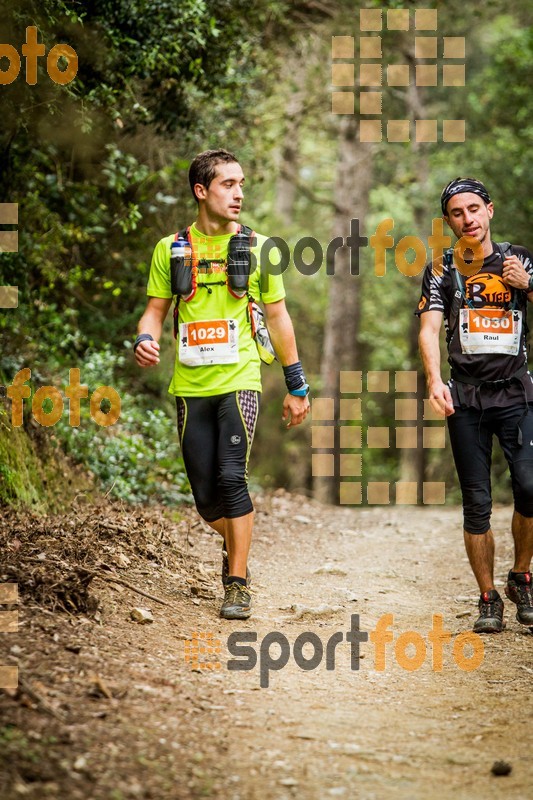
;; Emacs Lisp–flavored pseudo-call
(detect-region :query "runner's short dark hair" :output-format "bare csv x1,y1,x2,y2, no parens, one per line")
189,149,239,203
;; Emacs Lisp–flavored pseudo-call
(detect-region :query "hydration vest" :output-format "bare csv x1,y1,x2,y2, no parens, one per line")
171,223,256,338
445,242,516,346
169,224,276,363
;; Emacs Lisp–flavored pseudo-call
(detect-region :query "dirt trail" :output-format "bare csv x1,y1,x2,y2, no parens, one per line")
1,493,532,799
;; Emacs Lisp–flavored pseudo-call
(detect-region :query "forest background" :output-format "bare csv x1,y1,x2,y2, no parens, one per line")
1,0,532,512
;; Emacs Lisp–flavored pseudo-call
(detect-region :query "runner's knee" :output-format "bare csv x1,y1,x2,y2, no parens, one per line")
513,460,533,517
462,481,492,534
218,465,252,518
218,463,246,492
191,487,222,523
218,464,248,502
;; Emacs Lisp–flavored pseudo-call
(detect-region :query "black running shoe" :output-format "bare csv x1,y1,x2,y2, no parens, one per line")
220,582,252,620
221,546,251,587
473,589,504,633
505,571,533,625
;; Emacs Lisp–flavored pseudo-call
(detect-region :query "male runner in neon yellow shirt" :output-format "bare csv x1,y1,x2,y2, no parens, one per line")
135,149,310,619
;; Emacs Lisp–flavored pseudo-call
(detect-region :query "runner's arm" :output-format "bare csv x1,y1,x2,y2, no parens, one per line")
264,299,310,428
418,310,454,417
263,299,298,365
135,297,172,367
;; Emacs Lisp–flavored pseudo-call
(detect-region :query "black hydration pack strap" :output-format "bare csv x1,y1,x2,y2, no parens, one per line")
451,362,527,390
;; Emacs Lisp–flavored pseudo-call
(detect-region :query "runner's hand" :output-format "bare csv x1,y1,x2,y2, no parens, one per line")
135,340,160,367
428,380,454,417
282,393,310,428
502,255,530,290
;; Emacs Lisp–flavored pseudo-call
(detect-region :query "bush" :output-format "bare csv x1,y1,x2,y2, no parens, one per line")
52,347,191,505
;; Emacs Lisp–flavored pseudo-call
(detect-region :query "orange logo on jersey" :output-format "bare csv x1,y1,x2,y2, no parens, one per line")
197,259,227,274
418,296,427,311
465,272,511,307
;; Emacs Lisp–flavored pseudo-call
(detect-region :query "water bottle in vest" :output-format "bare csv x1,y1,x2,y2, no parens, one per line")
170,236,193,296
227,228,252,296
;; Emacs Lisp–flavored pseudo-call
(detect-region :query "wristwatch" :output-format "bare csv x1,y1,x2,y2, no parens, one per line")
289,383,310,397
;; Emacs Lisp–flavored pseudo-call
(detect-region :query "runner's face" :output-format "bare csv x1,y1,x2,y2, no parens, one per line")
195,162,245,224
444,192,494,243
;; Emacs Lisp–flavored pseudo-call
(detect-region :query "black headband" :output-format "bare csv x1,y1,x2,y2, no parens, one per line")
440,178,491,214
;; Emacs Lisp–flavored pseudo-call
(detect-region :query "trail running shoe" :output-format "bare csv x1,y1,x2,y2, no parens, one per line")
473,589,504,633
505,571,533,625
220,582,252,620
221,547,251,587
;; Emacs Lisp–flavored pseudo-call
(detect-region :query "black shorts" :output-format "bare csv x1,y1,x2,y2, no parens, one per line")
447,403,533,534
176,391,259,522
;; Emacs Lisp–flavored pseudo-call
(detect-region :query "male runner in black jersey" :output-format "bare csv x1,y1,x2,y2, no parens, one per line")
416,177,533,632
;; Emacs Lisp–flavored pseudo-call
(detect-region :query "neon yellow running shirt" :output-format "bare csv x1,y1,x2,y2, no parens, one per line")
146,223,286,396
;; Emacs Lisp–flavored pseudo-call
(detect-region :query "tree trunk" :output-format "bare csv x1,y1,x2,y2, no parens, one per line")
276,61,306,223
398,46,430,501
314,117,373,504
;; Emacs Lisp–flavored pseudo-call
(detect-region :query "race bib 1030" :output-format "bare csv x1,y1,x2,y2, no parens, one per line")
459,308,522,355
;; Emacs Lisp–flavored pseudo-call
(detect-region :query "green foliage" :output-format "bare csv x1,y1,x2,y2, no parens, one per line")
51,347,191,504
0,412,45,509
0,0,333,504
0,396,94,512
0,0,305,369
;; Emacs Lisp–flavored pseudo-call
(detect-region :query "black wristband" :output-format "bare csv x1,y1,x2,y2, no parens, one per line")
134,333,154,353
283,361,307,393
528,274,533,293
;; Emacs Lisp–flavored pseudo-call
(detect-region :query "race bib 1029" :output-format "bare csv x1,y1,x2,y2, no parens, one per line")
178,319,239,366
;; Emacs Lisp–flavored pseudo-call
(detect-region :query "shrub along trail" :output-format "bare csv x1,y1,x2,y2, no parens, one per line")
0,491,531,799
